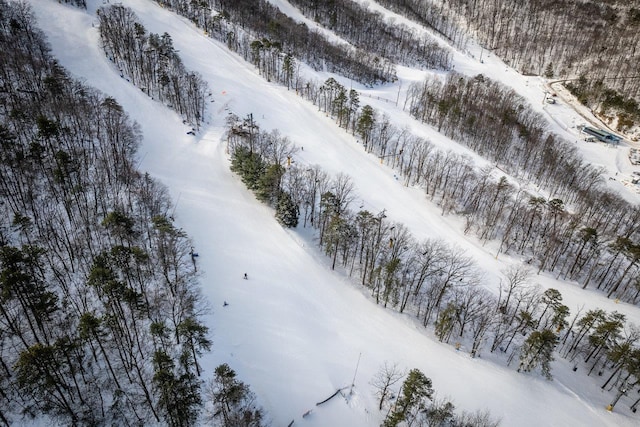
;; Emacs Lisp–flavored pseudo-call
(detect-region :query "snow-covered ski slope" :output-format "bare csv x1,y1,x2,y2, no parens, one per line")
30,0,640,425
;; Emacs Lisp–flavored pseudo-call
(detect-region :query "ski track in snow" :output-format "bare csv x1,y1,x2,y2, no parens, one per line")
26,0,640,426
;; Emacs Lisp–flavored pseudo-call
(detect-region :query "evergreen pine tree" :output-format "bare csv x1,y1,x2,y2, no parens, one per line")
518,329,558,379
176,317,211,377
207,363,265,427
275,191,299,228
230,145,266,190
255,163,285,204
544,62,554,78
383,368,434,427
356,105,375,149
435,303,458,343
152,349,202,427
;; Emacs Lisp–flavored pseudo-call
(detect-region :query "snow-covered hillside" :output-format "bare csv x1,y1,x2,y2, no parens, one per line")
28,0,640,425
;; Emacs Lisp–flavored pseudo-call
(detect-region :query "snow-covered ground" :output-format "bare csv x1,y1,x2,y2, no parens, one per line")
29,0,640,425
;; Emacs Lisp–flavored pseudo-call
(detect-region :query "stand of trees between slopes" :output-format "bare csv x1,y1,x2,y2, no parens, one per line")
283,0,452,71
155,0,396,85
0,2,269,426
156,0,451,84
97,5,208,130
226,114,640,414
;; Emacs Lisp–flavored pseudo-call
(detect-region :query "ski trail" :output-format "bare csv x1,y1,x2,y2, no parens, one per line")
555,379,611,422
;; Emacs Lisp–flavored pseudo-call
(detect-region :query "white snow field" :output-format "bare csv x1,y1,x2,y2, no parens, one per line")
29,0,640,426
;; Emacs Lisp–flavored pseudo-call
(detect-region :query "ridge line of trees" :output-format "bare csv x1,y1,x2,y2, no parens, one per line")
372,0,469,50
59,0,86,8
97,5,208,130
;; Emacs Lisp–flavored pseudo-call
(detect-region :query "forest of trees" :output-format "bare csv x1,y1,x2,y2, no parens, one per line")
10,0,640,423
449,0,639,92
156,0,451,86
371,0,469,50
0,2,217,424
97,5,208,130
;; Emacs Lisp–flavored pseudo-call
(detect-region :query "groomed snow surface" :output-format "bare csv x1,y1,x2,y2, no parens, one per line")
30,0,640,426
